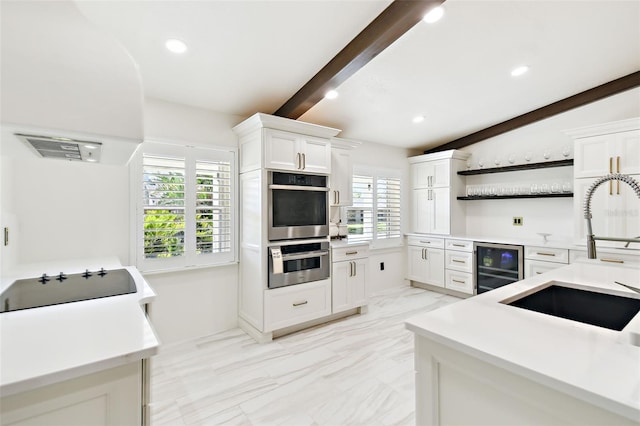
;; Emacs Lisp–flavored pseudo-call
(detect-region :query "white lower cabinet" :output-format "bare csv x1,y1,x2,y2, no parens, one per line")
407,237,445,288
332,244,369,314
1,362,142,426
524,246,569,278
263,279,331,332
444,238,474,295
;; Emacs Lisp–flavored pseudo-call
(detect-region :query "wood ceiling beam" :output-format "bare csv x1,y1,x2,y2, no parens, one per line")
425,70,640,154
274,0,444,120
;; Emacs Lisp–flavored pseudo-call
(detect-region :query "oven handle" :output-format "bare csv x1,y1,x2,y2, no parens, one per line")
268,184,330,192
279,251,329,261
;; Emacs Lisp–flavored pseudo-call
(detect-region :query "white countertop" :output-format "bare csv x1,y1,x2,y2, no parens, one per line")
0,260,159,397
406,261,640,421
406,232,640,257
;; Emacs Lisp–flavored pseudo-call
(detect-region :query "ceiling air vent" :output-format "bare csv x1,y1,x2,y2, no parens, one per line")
16,134,102,163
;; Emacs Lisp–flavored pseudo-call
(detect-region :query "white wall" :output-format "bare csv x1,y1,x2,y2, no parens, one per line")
349,140,413,293
411,88,640,242
142,98,244,345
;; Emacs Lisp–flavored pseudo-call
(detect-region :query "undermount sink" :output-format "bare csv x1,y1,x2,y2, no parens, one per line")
502,281,640,331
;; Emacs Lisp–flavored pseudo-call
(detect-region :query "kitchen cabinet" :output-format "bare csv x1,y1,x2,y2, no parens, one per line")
331,243,369,314
1,363,142,426
233,113,345,342
444,238,474,295
567,118,640,248
329,138,361,207
407,236,445,288
264,129,331,173
524,246,569,278
409,150,469,235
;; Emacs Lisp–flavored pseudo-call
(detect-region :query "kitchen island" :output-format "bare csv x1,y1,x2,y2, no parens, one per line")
0,260,159,426
406,260,640,425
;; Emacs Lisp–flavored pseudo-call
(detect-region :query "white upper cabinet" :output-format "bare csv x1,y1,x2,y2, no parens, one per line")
330,147,352,206
570,118,640,178
409,150,469,235
264,129,331,173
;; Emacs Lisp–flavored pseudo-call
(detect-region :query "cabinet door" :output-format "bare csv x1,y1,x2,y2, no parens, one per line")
425,248,445,288
431,187,450,235
332,261,351,313
350,258,368,307
615,130,640,175
412,188,432,234
330,148,352,206
412,160,450,189
407,245,428,282
264,129,300,171
299,136,331,174
574,135,611,178
525,259,564,279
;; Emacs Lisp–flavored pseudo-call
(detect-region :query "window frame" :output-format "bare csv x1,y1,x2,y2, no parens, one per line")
346,166,403,248
131,141,237,272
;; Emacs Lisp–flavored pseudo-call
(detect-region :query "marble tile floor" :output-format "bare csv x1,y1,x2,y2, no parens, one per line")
150,285,461,426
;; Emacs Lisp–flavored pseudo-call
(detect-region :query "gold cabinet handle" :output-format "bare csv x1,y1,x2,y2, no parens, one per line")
452,243,466,247
452,259,466,263
609,157,613,195
600,258,624,264
293,300,308,307
452,279,466,284
302,153,306,170
536,252,556,257
617,156,620,194
346,251,358,255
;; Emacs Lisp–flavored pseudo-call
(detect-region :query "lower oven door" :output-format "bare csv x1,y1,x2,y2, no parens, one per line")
268,245,330,289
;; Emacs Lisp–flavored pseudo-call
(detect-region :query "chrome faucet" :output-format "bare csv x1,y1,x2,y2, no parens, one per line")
624,237,640,248
583,173,640,259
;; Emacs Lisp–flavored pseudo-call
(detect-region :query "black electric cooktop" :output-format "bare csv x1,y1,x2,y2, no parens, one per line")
0,268,137,313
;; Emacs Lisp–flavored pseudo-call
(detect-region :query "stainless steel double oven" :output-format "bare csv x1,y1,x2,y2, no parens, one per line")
267,171,330,289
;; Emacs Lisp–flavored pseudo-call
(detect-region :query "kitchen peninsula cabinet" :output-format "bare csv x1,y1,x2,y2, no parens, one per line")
331,243,369,313
409,150,469,235
407,236,445,288
567,118,640,248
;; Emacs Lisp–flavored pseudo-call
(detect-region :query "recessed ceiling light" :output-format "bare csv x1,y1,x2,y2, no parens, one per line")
413,115,425,124
325,90,339,100
511,65,529,77
423,6,444,24
165,38,187,54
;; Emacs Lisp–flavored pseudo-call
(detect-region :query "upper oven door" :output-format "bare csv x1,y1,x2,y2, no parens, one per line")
268,172,329,241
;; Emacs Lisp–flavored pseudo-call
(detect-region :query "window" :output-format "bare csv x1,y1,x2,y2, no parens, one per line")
134,142,235,271
347,170,401,245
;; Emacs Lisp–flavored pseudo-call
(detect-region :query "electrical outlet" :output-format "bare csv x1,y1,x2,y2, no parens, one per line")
513,217,523,226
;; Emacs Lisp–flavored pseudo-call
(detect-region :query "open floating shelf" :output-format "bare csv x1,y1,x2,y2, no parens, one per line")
458,159,573,175
457,193,573,201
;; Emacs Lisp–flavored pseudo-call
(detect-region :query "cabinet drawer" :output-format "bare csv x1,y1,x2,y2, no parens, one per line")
408,236,445,249
332,244,369,262
445,270,474,294
524,246,569,264
445,251,473,272
525,260,565,278
445,239,473,252
264,280,331,332
570,249,640,265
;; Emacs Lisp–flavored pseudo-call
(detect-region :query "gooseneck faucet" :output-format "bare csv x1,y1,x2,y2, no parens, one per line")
584,173,640,259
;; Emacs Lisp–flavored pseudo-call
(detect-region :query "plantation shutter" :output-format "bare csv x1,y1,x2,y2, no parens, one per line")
195,159,232,255
137,142,235,272
347,174,374,242
142,155,186,259
376,176,401,239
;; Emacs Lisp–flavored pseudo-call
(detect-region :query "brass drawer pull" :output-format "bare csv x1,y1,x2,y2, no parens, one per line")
600,258,624,264
452,259,466,263
452,279,466,284
452,243,466,247
292,300,308,307
346,251,358,255
536,252,556,257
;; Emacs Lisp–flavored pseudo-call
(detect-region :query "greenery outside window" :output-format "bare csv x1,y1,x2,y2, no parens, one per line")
347,169,401,245
134,142,236,271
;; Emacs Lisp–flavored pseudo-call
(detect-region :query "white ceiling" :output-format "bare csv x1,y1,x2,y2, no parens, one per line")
75,0,640,151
